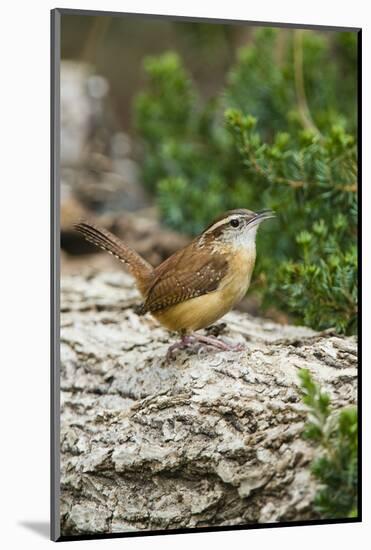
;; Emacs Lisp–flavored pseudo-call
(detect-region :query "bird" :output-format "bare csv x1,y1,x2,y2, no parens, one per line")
74,208,274,357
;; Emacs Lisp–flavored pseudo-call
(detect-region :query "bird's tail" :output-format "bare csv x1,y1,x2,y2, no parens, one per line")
74,221,154,295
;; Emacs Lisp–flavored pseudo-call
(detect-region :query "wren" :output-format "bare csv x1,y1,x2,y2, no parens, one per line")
74,209,274,356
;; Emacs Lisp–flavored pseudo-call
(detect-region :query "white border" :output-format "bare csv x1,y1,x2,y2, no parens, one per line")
1,1,368,547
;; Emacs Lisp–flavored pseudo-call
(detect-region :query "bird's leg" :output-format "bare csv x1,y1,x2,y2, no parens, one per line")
193,333,244,351
166,332,244,359
166,334,196,360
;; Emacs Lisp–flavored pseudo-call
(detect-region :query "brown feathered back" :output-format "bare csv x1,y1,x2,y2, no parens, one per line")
136,241,228,314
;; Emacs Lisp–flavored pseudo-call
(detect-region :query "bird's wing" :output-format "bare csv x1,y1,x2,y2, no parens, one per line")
137,246,228,314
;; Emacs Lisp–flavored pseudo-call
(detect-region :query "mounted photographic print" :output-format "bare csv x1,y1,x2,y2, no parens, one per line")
51,8,361,542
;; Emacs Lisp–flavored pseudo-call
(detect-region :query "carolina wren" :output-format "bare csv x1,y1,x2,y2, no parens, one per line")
75,209,274,355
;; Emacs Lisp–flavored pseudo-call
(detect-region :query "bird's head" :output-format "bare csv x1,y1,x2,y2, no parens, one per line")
201,208,275,250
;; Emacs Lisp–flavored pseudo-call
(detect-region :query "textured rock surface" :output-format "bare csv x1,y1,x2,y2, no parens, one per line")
60,271,357,536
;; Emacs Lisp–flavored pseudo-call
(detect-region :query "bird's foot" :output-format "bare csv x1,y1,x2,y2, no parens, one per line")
193,334,244,352
165,335,196,361
166,333,244,360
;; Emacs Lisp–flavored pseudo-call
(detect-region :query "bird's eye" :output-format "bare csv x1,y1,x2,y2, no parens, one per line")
230,219,240,228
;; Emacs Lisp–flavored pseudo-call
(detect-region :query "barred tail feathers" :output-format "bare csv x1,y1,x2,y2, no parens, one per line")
74,221,154,294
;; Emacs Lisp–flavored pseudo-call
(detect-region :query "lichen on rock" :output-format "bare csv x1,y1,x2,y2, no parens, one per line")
60,271,357,535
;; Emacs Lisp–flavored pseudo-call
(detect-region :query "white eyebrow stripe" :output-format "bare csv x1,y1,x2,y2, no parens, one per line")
204,214,245,234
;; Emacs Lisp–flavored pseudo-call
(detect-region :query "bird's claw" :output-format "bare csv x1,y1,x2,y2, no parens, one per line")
165,333,244,360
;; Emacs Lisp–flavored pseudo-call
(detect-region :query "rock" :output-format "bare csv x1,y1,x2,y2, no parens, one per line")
59,271,357,536
60,60,148,215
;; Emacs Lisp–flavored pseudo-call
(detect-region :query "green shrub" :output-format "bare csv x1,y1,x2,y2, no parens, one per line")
134,28,358,333
134,51,240,234
298,369,358,518
226,110,357,333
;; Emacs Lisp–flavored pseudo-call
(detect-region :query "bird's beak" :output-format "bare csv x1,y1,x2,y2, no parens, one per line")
247,209,276,228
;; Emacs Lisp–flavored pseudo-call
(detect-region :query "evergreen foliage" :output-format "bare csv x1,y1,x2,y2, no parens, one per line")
298,369,358,518
134,28,358,333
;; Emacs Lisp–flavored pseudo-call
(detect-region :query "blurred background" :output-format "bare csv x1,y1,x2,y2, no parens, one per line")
60,13,358,333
